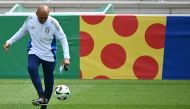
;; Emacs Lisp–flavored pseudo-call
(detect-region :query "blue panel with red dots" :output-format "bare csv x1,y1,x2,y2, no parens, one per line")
163,16,190,80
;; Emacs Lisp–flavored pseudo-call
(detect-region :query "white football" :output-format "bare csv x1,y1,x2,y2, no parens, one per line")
55,85,70,100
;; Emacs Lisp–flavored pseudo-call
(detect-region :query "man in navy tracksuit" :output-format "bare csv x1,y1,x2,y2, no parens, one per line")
3,5,70,109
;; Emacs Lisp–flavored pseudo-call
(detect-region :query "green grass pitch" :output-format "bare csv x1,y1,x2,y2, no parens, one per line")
0,79,190,109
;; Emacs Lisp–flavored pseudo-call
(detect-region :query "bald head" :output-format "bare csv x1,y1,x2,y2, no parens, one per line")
36,5,50,24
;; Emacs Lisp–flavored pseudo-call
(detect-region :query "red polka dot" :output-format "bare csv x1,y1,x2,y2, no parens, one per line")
113,15,138,37
145,23,166,49
133,56,159,79
80,31,94,57
94,75,109,79
82,15,105,25
101,43,126,69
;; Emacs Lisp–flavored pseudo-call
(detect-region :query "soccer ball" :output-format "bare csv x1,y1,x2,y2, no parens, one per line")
55,85,70,100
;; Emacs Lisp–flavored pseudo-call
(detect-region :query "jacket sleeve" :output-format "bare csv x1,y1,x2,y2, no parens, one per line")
52,19,70,59
6,17,29,45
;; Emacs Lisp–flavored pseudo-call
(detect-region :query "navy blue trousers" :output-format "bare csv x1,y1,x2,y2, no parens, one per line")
28,54,55,108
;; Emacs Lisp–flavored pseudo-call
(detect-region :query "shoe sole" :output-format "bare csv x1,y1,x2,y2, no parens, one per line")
32,101,40,106
32,101,48,106
40,104,48,106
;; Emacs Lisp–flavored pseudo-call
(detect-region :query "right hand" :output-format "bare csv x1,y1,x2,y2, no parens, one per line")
3,42,10,53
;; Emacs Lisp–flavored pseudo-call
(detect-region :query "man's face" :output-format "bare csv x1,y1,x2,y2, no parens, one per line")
36,12,48,24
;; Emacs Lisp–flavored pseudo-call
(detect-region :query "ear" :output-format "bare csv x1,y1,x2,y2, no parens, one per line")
36,11,38,16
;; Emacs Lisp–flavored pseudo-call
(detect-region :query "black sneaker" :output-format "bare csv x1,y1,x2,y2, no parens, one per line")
32,98,48,106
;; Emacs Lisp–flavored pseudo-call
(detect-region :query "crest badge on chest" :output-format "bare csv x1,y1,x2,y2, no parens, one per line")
31,26,35,29
45,27,50,33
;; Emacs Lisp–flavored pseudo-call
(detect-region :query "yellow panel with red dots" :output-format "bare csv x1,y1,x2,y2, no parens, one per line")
80,15,166,80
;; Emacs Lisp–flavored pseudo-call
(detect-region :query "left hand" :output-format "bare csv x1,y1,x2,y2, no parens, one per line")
62,58,70,66
62,58,70,71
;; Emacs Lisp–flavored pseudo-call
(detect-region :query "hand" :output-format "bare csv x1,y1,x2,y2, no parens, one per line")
62,58,70,71
63,58,70,65
3,42,10,53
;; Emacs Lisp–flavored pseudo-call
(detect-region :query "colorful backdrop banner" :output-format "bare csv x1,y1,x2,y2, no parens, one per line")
0,16,80,78
80,15,166,79
1,15,190,80
163,16,190,80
